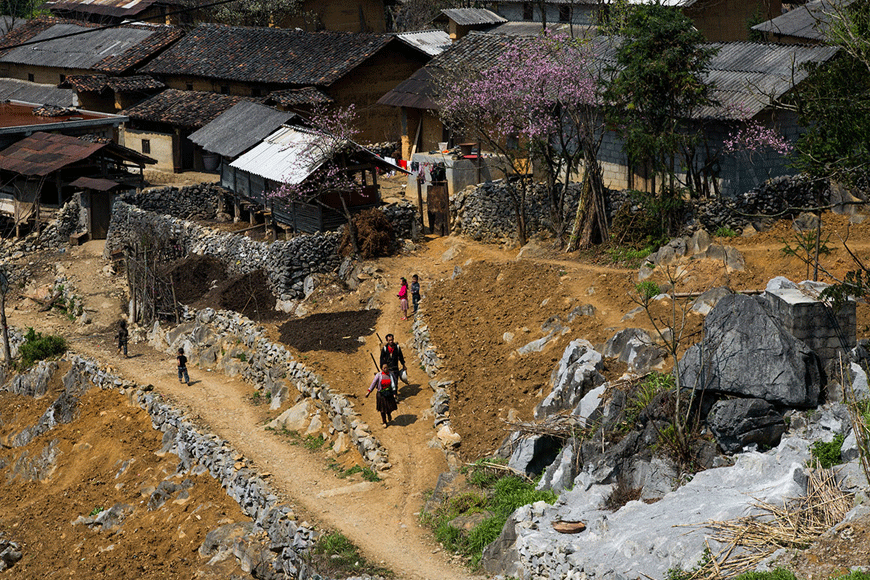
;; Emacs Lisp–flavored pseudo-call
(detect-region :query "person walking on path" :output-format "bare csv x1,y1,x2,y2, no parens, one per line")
177,348,189,384
411,274,421,315
367,363,398,426
398,277,409,320
380,334,407,397
116,320,129,357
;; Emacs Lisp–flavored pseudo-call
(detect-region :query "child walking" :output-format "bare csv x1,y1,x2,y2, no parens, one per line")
398,277,409,320
411,274,421,315
176,348,189,385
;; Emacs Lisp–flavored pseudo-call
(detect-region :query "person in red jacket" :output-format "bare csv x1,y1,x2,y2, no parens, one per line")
367,363,398,426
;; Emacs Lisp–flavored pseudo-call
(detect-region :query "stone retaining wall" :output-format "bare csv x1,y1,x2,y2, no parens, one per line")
120,184,229,222
3,354,323,580
149,307,391,472
105,202,342,301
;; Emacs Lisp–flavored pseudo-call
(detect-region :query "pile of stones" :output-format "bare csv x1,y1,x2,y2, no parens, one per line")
450,180,582,243
120,184,230,221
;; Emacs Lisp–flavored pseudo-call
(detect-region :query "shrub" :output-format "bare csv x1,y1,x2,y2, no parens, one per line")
18,327,67,369
733,569,797,580
309,532,392,578
810,433,845,468
715,226,738,237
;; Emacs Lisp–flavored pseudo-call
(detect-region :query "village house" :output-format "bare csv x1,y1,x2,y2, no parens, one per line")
0,17,182,86
0,77,77,107
119,89,251,173
224,124,406,233
380,31,839,199
434,8,507,41
59,74,166,114
0,131,154,237
138,24,433,144
752,0,833,44
487,0,782,41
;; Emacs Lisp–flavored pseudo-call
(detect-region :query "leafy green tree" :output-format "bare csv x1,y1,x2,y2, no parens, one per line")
603,4,717,232
790,0,870,185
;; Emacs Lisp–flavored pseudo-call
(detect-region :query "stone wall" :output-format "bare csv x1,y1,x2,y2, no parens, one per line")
104,202,343,301
149,307,391,472
119,184,230,222
2,354,324,580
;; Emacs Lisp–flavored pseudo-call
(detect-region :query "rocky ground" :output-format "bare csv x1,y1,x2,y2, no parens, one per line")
1,179,870,578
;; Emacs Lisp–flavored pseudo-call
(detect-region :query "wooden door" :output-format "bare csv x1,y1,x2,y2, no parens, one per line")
427,183,450,236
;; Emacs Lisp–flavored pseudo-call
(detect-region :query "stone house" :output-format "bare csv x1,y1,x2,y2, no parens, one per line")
488,0,782,41
139,24,433,143
119,89,251,172
0,17,182,86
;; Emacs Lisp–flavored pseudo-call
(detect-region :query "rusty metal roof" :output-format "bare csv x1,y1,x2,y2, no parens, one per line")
0,131,154,176
69,176,121,191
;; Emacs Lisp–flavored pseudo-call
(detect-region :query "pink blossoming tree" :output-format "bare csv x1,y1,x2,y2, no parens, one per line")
437,33,609,248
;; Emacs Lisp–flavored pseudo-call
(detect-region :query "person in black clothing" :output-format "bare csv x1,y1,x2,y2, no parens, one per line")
116,320,129,358
177,348,189,385
379,334,407,396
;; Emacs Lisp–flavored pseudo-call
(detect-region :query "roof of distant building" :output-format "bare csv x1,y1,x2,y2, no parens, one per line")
439,8,507,26
44,0,183,19
0,78,76,106
61,74,165,93
752,0,840,42
395,30,451,56
0,131,153,176
0,17,182,74
121,88,252,129
141,24,418,86
265,87,333,108
189,101,295,159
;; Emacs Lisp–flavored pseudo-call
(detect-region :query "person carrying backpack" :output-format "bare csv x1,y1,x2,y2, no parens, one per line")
379,334,408,397
366,363,398,426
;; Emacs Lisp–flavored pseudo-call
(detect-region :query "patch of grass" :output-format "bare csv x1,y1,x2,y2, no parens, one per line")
810,433,845,468
88,506,105,517
621,372,674,430
832,572,870,580
715,226,738,238
607,244,657,268
635,280,661,301
235,352,248,362
309,531,393,578
361,467,380,482
17,327,67,369
303,434,326,451
733,569,797,580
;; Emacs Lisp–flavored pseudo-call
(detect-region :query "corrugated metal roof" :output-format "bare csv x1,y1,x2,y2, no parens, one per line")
487,22,596,36
752,0,839,41
230,126,407,185
230,126,334,184
189,101,295,159
44,0,171,18
69,176,121,191
395,30,451,56
0,78,76,106
440,8,507,26
0,23,155,69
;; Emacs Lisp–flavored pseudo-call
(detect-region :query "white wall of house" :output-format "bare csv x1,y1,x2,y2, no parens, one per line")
121,127,174,172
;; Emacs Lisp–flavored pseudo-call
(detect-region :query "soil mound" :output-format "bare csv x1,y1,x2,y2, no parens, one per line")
164,254,227,304
216,270,280,321
278,309,381,353
341,208,394,259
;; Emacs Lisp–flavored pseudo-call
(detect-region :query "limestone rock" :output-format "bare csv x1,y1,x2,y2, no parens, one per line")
679,294,823,407
707,398,786,453
603,328,666,374
267,400,313,433
535,339,604,419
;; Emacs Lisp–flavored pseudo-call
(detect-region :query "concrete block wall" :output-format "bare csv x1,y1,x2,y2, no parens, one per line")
766,289,857,364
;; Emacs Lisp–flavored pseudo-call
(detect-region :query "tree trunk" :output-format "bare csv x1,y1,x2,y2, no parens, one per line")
1,290,10,364
339,195,359,256
566,171,590,253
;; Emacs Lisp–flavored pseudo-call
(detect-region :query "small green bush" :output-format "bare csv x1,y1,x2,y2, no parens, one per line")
810,433,845,468
18,327,67,369
635,280,661,301
733,569,797,580
833,572,870,580
303,434,326,451
715,226,738,238
608,245,658,268
361,467,380,482
622,372,674,429
310,532,392,578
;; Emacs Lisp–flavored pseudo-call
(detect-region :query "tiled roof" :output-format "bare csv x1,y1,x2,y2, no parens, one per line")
0,17,182,75
62,74,165,93
141,24,397,86
266,87,333,107
120,88,253,128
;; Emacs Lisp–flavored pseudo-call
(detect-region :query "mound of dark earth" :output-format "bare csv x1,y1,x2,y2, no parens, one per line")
278,310,381,353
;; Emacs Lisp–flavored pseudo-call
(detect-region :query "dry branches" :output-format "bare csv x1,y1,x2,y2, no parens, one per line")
680,468,853,580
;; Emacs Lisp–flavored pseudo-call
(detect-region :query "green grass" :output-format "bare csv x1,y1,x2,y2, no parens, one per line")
361,467,380,482
422,475,557,568
733,570,797,580
810,433,845,468
309,532,393,578
17,327,67,369
303,434,326,451
622,372,674,430
608,244,658,268
715,226,738,238
88,506,105,517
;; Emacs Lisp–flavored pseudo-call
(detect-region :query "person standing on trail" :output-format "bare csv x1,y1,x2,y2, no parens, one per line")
177,347,189,385
366,363,398,427
410,274,421,315
398,277,409,320
379,334,407,396
116,320,129,358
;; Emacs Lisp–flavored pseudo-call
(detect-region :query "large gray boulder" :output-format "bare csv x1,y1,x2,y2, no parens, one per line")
536,340,604,419
603,329,666,374
707,398,786,453
679,294,823,408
